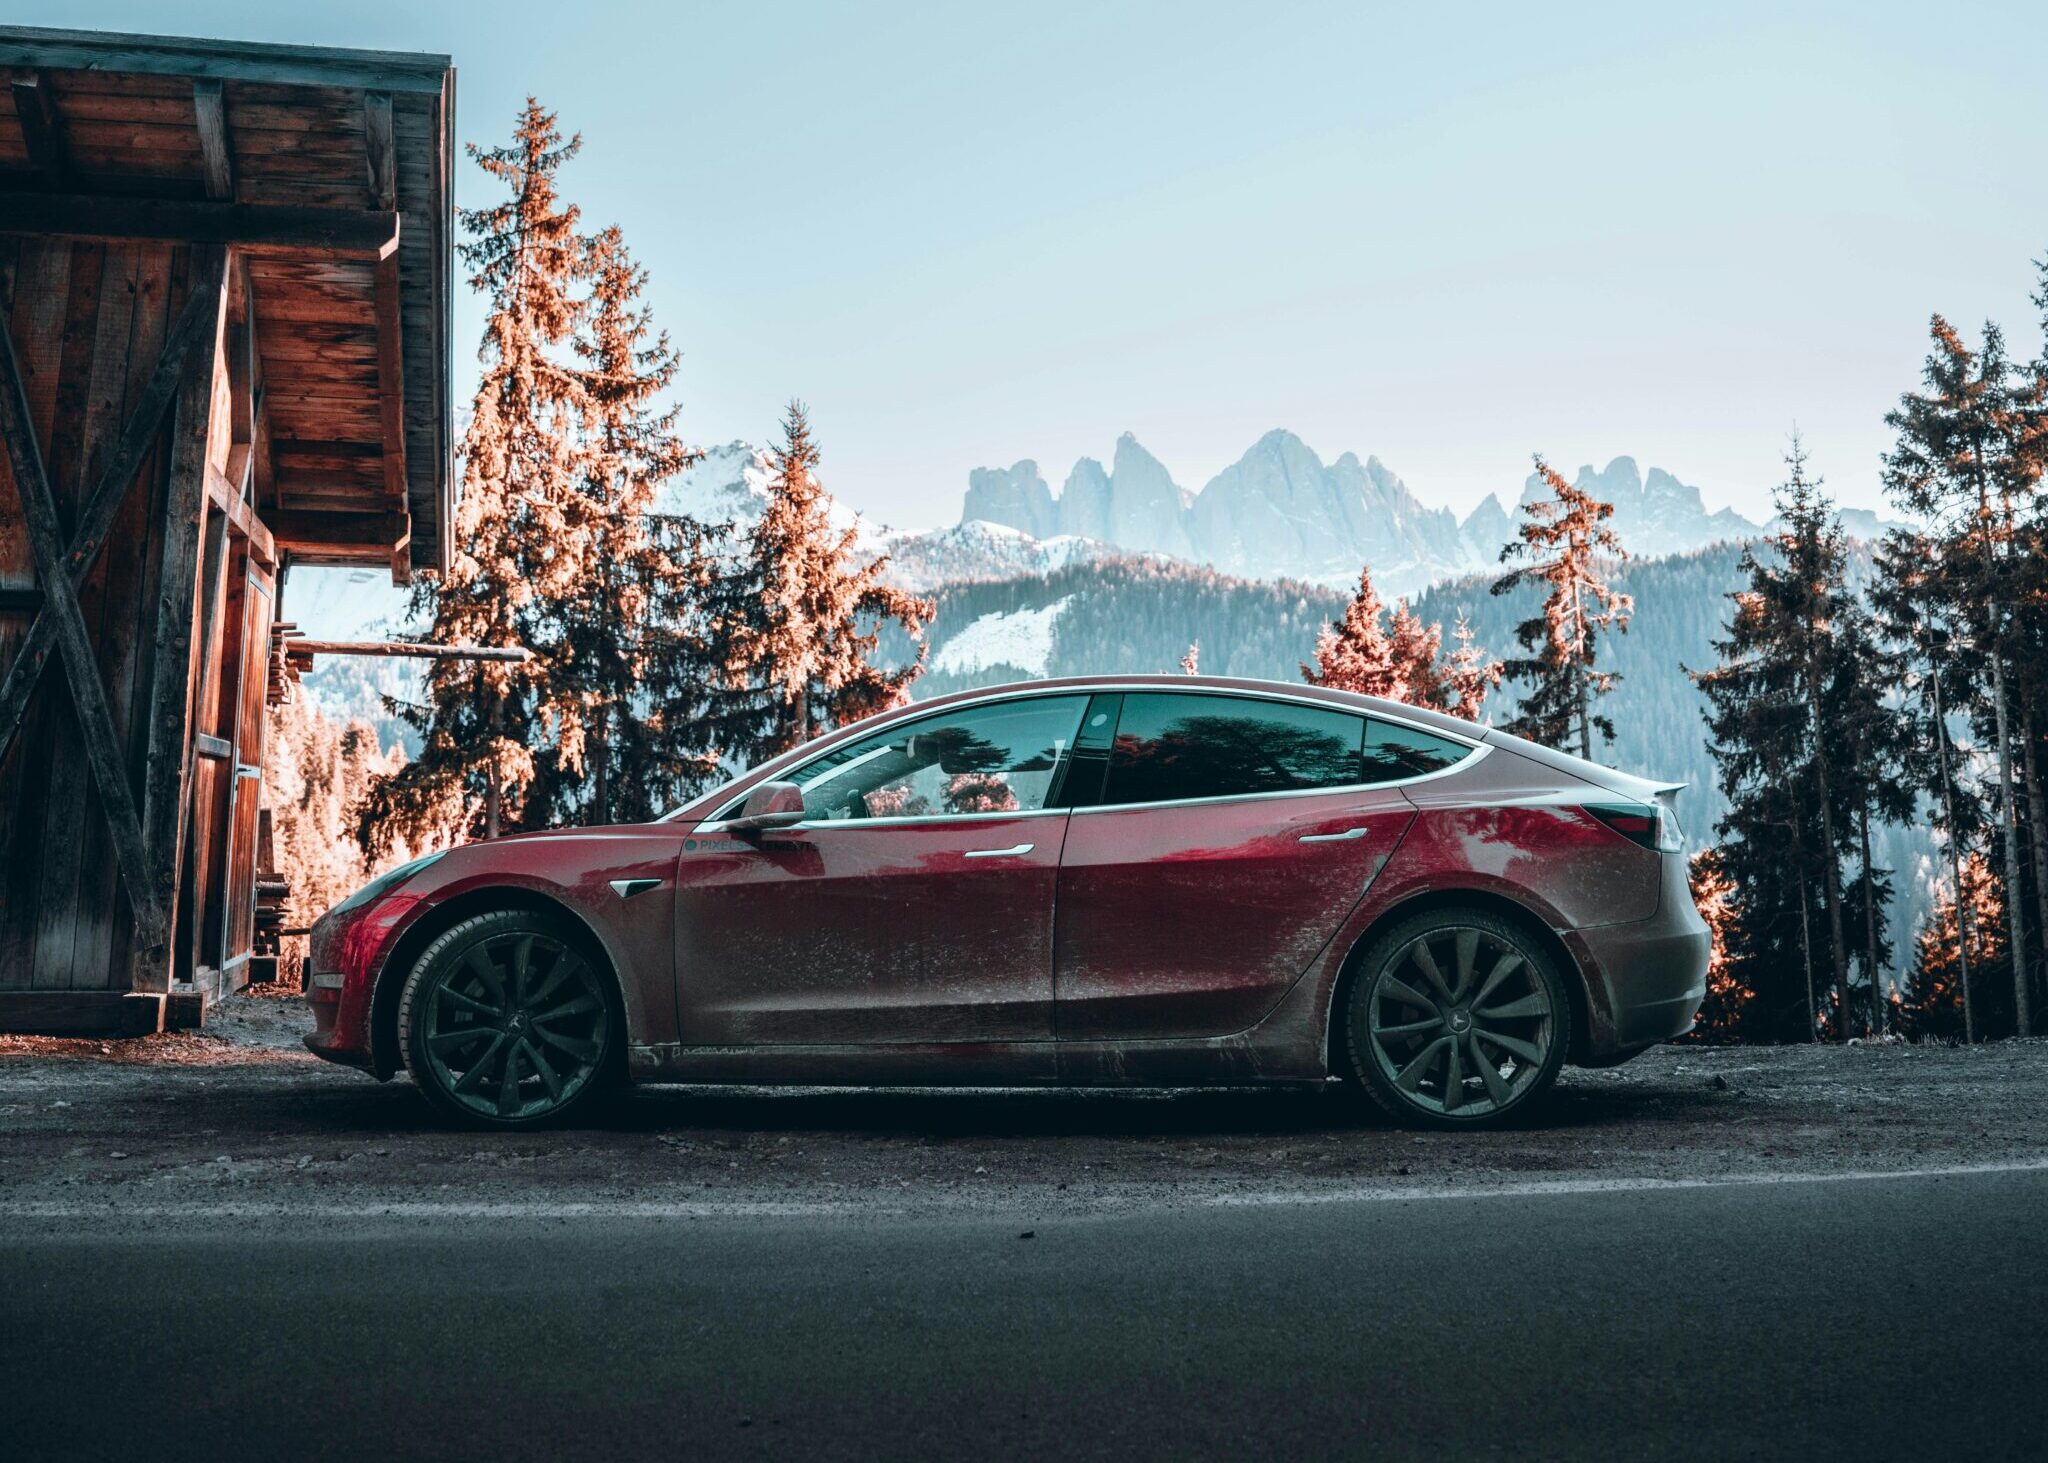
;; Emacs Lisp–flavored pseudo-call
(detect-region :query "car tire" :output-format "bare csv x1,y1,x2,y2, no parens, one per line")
397,908,622,1129
1342,906,1571,1129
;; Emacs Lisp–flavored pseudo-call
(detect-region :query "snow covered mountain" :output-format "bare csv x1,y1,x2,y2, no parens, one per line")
660,440,1128,592
958,431,1781,597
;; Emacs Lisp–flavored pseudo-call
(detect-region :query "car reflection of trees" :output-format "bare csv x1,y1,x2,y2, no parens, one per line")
1110,716,1360,802
814,727,1063,819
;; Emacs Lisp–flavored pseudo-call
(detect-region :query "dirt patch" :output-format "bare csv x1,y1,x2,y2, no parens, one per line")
2,991,2045,1217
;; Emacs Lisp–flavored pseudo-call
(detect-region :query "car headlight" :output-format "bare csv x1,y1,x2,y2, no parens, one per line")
328,851,448,917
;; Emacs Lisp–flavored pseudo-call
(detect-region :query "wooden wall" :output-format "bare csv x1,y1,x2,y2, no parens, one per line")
0,234,265,1022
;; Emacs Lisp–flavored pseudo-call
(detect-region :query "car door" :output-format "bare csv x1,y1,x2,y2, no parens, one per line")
673,693,1090,1047
1052,692,1469,1041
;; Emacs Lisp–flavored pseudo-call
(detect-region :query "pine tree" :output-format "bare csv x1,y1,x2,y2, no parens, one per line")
1693,440,1870,1040
1443,613,1504,722
1686,846,1748,1039
714,402,932,763
535,224,717,825
267,692,407,934
1871,534,1988,1042
1303,566,1399,695
1883,317,2047,1033
1491,456,1632,759
360,100,593,856
1385,601,1448,710
1303,564,1497,718
1896,854,2006,1041
1830,597,1912,1033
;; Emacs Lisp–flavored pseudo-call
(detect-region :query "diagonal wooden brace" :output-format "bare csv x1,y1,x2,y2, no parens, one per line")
0,283,170,946
0,274,224,763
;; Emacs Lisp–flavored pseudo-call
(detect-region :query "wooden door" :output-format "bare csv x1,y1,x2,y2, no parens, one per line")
218,562,272,974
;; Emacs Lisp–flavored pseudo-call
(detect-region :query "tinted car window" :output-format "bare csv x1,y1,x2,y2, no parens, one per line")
1362,717,1471,782
789,696,1089,821
1101,693,1366,806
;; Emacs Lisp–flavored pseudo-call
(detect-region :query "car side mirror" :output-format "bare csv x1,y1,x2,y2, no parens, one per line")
727,780,807,833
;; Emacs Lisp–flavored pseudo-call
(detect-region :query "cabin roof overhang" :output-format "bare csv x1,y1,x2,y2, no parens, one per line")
0,25,455,579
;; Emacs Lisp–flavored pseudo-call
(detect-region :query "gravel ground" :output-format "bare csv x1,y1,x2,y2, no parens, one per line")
3,990,2045,1217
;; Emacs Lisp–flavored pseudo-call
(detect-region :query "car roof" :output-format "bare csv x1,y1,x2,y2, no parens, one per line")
896,674,1487,739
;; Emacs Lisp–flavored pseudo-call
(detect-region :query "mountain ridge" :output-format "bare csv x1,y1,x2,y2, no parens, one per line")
957,430,1793,595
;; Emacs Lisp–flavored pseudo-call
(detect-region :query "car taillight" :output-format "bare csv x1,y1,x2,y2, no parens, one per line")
1585,802,1661,850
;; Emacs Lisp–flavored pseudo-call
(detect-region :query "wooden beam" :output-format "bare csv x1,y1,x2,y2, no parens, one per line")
285,638,528,662
363,91,396,211
373,247,410,585
0,289,167,951
204,460,276,567
0,277,224,766
0,991,165,1036
0,194,400,261
8,69,67,177
133,245,230,994
0,27,451,95
191,78,234,201
267,507,409,556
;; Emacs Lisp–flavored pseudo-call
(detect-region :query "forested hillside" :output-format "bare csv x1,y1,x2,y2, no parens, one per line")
889,540,1935,971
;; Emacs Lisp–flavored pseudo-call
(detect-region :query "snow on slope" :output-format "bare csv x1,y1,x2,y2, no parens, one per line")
930,596,1074,678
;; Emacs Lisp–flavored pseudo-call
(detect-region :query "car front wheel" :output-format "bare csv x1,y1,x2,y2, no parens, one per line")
1343,907,1571,1128
397,909,619,1128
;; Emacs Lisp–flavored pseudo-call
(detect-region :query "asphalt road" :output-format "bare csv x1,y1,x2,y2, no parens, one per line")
8,1163,2042,1462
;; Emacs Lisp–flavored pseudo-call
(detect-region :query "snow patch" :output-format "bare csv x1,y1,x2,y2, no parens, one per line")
931,596,1074,678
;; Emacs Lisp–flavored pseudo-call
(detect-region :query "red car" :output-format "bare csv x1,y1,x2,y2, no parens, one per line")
305,676,1709,1128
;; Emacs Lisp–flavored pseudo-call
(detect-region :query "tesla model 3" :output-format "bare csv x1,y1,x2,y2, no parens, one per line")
305,676,1709,1128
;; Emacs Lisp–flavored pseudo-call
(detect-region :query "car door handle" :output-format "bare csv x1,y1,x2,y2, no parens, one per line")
1300,827,1371,843
964,843,1035,858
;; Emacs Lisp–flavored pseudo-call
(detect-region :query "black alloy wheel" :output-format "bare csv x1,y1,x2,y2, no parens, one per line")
1344,907,1571,1127
398,909,618,1127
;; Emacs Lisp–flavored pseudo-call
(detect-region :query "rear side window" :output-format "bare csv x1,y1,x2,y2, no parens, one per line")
1362,717,1470,782
1101,693,1366,806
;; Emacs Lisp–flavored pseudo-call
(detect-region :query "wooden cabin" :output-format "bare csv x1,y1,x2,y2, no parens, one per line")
0,28,455,1034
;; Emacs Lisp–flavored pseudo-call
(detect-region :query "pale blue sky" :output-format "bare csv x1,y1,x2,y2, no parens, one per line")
30,1,2048,526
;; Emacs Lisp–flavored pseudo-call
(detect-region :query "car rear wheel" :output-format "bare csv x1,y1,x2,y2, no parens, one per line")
398,909,619,1128
1343,907,1571,1128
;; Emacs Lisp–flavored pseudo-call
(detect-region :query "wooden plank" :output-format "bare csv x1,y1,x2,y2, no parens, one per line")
131,243,227,993
204,459,275,566
0,30,451,95
373,247,405,548
272,436,379,458
273,469,384,498
62,241,143,992
190,78,232,201
29,242,107,989
0,989,163,1034
0,270,221,764
288,638,527,662
193,730,230,759
363,91,395,211
0,194,399,260
0,265,167,959
9,69,67,177
0,237,69,992
267,507,407,554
